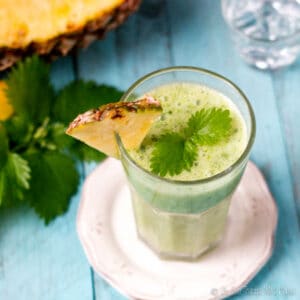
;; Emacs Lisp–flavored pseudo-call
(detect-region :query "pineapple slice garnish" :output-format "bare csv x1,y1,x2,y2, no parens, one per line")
66,96,162,158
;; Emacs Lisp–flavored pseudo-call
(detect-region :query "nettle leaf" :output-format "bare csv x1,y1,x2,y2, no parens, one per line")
183,139,198,171
0,55,124,222
0,124,8,169
4,116,35,147
187,108,232,145
53,80,123,124
150,133,197,177
5,55,55,123
48,122,73,150
24,151,79,224
150,107,233,176
0,153,31,206
71,142,107,163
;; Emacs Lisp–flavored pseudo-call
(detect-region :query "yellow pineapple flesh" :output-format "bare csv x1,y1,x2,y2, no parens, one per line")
66,96,162,158
0,0,141,70
0,81,14,121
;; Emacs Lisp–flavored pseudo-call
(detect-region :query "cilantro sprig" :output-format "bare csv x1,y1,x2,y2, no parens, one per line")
0,56,123,224
150,107,233,177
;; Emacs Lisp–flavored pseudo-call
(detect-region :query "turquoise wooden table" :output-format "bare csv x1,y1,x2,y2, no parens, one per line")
1,1,300,299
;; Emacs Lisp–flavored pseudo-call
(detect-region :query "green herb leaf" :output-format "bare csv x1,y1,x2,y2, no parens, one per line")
24,151,79,224
0,153,31,206
0,124,9,169
5,55,55,123
53,80,123,124
4,116,35,148
48,122,74,150
187,108,232,145
150,133,197,176
184,139,199,170
150,107,232,176
1,56,122,223
71,142,107,162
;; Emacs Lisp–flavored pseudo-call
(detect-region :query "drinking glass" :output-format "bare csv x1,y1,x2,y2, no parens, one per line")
222,0,300,69
117,67,256,260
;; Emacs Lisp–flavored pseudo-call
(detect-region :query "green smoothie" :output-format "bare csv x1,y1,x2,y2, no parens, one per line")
129,83,247,180
118,78,252,259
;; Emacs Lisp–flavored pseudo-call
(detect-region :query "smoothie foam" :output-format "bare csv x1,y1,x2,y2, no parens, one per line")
129,82,247,181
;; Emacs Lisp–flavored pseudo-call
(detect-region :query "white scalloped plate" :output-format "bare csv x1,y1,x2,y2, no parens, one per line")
77,158,277,300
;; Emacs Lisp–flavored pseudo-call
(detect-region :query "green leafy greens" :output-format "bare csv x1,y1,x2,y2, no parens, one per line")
5,55,55,123
0,56,123,223
150,108,233,177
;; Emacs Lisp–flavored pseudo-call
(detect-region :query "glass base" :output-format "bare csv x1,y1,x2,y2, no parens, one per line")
237,45,300,70
132,193,231,260
137,230,222,261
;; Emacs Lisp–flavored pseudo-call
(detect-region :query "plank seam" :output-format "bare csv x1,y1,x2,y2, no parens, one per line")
165,0,175,66
73,51,97,300
271,71,300,230
90,267,96,300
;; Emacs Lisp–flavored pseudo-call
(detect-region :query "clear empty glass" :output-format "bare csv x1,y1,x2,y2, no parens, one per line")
222,0,300,69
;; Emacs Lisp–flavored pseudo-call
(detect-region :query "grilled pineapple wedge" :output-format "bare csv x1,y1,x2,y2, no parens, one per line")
66,96,162,158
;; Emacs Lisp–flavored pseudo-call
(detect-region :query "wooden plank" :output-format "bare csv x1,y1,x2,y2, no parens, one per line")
91,272,126,300
0,56,93,300
167,0,300,299
272,63,300,222
51,56,76,90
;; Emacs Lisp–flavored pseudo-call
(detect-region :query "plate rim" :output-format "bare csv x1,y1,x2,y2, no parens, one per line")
77,158,278,300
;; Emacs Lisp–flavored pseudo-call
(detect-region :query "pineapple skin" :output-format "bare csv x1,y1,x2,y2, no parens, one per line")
0,0,141,70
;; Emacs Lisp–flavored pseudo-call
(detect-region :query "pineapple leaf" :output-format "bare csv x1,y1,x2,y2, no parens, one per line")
53,80,123,124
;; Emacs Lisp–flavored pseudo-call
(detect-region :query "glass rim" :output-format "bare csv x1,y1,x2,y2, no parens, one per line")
118,66,256,186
